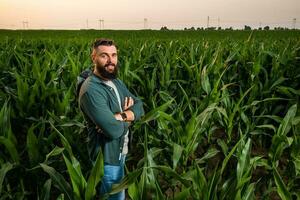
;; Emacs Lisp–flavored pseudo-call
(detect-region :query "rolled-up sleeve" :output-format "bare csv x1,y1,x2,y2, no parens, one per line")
80,91,130,139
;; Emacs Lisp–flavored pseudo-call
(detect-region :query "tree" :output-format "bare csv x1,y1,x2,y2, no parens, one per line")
160,26,169,31
244,25,252,30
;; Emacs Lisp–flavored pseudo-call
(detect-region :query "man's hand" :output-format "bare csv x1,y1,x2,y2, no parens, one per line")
124,97,134,110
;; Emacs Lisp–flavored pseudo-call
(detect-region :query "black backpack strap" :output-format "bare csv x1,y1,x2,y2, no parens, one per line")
76,69,92,98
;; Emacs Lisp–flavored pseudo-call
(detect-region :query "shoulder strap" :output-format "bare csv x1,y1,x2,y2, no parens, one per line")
76,69,92,98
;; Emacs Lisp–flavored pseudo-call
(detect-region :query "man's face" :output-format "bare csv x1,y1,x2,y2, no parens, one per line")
92,45,118,79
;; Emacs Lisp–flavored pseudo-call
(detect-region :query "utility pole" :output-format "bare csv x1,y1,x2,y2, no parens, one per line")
98,19,103,30
86,19,89,29
293,18,296,29
98,19,104,30
144,18,148,29
207,16,210,29
22,21,29,29
259,21,262,30
101,19,104,29
218,17,220,28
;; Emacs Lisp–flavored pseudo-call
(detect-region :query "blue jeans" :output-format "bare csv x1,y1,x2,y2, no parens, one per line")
100,155,126,200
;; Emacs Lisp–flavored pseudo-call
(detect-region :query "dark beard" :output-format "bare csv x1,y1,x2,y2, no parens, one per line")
96,63,118,80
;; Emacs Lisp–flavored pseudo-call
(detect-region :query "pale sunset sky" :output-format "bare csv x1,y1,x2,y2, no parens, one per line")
0,0,299,30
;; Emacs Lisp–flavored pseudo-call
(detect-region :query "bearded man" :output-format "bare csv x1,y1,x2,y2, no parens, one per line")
78,38,144,200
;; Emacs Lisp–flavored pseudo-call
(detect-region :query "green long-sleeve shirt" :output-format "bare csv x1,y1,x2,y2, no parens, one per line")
79,73,144,165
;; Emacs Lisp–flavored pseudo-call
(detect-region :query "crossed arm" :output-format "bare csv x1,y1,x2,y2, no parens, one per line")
114,96,135,122
80,83,144,139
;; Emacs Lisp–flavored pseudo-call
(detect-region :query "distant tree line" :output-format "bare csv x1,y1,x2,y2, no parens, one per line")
160,25,298,31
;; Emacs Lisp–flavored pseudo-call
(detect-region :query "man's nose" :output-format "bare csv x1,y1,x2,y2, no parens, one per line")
107,55,113,63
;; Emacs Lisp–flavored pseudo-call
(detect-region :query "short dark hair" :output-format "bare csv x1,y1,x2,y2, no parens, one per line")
92,38,116,49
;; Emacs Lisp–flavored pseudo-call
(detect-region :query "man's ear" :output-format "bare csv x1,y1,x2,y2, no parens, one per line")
91,52,95,63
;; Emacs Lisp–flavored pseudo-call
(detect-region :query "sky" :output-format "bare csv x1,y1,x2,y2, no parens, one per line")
0,0,300,30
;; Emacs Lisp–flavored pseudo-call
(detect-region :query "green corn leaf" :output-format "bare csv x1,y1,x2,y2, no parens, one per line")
174,187,191,200
185,114,197,142
292,116,300,126
277,86,300,96
40,179,52,200
235,189,242,200
56,193,65,200
26,125,40,166
61,86,74,114
185,103,217,157
152,166,190,187
217,139,228,155
85,149,104,200
59,121,85,128
0,162,13,194
0,101,15,142
45,146,65,163
277,104,297,136
220,178,236,200
128,71,144,88
256,124,276,133
141,100,173,123
221,134,246,174
242,182,255,200
110,168,143,195
273,166,292,200
269,77,288,90
254,115,282,124
237,139,251,189
137,147,163,168
227,86,253,140
63,154,85,200
49,122,73,157
206,166,220,200
194,164,207,194
0,136,19,164
292,155,300,176
201,65,211,95
250,97,287,106
178,83,193,113
128,181,139,200
195,148,219,164
40,163,73,200
270,135,287,162
139,167,147,199
172,143,183,170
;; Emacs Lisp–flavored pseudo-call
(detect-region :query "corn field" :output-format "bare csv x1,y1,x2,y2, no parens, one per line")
0,30,300,200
